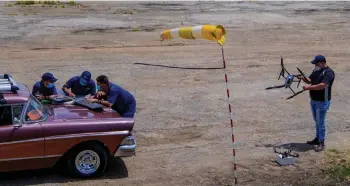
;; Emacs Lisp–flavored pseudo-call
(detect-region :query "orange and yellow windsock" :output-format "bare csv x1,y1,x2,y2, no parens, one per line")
160,25,226,46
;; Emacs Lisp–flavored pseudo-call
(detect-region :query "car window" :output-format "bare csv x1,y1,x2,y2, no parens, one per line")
0,105,12,126
25,97,46,122
12,105,24,124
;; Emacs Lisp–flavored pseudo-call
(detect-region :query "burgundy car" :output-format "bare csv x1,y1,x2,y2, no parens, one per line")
0,74,136,178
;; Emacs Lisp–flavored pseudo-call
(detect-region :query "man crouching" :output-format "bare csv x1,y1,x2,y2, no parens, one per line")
87,75,136,118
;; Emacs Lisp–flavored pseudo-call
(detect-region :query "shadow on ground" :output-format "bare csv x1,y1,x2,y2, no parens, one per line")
264,142,316,152
0,157,128,185
273,142,316,152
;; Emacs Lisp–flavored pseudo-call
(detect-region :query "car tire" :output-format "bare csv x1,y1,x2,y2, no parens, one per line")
66,143,108,178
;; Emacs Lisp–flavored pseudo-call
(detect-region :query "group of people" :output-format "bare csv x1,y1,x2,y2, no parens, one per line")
31,71,136,118
29,55,335,151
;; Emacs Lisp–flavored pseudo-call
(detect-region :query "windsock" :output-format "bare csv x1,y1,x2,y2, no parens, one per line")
160,25,226,46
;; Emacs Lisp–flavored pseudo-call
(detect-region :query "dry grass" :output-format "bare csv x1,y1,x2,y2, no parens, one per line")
322,149,350,183
7,1,76,7
14,1,60,5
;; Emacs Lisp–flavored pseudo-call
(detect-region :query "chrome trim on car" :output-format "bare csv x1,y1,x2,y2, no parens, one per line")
45,130,130,141
0,154,62,162
114,135,136,157
0,138,45,146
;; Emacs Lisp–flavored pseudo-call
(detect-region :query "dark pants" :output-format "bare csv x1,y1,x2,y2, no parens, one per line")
112,97,136,118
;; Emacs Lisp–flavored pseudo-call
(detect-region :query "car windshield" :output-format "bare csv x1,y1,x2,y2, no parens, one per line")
25,95,47,122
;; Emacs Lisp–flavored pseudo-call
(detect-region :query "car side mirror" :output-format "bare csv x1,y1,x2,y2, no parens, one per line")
13,123,22,128
13,117,22,128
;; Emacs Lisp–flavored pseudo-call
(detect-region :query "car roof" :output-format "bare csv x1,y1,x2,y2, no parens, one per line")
1,83,31,105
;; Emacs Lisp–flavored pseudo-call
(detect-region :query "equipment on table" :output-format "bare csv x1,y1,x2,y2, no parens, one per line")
74,97,104,112
50,95,74,104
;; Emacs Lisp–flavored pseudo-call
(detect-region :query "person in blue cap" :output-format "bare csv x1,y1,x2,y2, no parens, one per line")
87,75,136,118
32,72,58,101
62,71,96,98
297,55,335,152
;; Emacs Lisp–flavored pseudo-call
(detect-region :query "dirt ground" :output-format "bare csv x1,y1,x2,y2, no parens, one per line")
1,1,350,185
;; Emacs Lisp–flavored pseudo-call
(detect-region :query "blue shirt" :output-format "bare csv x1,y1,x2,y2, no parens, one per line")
32,81,57,97
64,76,96,96
105,83,135,111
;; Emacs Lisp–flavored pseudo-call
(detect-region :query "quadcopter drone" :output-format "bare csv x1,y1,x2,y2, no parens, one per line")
265,57,308,100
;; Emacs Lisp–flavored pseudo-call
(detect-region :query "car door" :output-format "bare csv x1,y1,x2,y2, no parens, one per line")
0,101,45,172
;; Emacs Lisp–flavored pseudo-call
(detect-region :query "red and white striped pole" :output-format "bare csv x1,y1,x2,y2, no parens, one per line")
221,46,237,185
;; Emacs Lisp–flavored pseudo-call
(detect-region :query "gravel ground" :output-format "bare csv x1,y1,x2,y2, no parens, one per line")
1,1,350,185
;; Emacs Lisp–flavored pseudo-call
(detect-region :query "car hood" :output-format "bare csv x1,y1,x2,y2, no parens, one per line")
48,105,120,120
41,104,134,136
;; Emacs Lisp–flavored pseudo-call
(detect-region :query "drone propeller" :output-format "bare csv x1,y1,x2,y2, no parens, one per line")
278,58,284,80
296,67,308,88
296,67,307,78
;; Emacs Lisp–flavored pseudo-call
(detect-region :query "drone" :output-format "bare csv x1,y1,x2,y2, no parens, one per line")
265,57,308,100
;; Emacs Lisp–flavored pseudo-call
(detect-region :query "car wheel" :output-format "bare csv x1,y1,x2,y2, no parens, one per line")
67,143,108,178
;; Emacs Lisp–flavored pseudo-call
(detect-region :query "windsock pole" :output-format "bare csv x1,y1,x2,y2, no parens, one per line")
221,46,237,185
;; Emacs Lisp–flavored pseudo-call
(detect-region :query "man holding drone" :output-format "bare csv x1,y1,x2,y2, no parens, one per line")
298,55,335,152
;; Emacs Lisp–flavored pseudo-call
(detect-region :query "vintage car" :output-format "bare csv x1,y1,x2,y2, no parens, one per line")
0,74,136,178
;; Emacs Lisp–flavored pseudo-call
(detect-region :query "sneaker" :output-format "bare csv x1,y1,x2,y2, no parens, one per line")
315,142,325,152
306,138,320,145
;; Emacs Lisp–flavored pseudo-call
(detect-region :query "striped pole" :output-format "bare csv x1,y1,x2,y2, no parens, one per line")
221,46,237,185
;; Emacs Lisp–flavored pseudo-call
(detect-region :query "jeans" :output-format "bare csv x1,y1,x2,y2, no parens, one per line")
310,100,331,142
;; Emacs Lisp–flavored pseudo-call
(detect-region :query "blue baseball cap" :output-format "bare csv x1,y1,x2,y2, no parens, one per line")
80,71,91,84
311,55,326,64
42,72,57,82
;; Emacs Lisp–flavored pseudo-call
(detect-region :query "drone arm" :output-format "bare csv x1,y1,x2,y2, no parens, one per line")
289,87,295,94
266,84,285,90
286,90,305,100
283,67,291,76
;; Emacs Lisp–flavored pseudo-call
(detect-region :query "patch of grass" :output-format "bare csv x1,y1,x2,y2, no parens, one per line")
5,3,13,7
60,5,65,8
15,1,35,5
42,1,59,5
14,0,60,6
69,0,76,6
131,28,141,32
113,9,135,14
323,149,350,183
130,26,156,32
